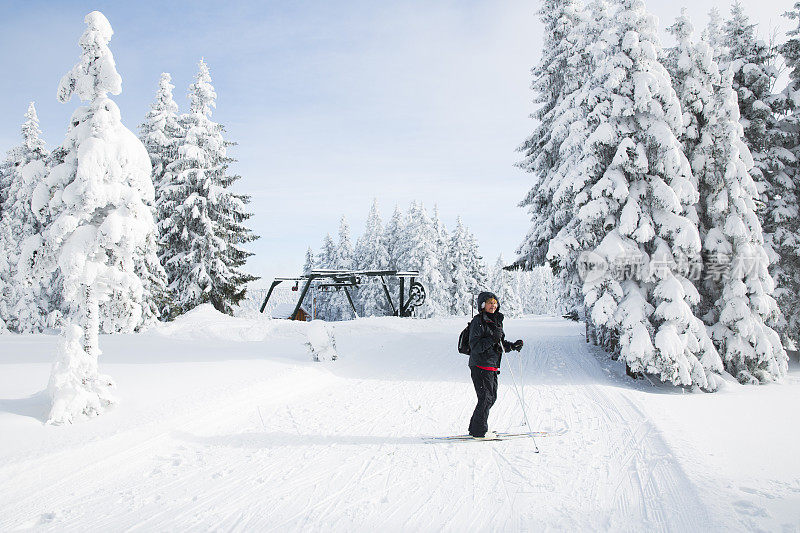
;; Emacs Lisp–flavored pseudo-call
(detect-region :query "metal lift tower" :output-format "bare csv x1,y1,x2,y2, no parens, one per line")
259,269,426,320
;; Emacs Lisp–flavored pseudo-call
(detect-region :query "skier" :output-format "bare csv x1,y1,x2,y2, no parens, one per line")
467,291,523,439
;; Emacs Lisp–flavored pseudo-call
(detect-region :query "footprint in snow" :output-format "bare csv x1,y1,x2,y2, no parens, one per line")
733,499,770,517
738,486,775,499
39,512,60,524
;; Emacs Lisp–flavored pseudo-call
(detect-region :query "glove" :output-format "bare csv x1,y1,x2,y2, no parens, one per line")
512,340,523,352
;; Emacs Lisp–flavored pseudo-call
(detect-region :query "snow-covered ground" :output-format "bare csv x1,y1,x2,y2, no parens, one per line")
1,306,798,531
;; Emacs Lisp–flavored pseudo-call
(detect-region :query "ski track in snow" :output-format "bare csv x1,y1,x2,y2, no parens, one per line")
0,316,782,531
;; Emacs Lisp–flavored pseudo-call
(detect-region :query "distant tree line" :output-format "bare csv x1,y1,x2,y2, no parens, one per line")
304,200,566,319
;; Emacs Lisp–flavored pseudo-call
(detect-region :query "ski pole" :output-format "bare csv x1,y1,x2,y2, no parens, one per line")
515,345,527,421
504,345,539,453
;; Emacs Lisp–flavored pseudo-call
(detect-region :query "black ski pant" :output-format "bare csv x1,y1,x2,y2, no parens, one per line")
468,366,498,437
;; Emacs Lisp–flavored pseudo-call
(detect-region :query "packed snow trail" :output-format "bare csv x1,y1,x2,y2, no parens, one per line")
0,311,793,531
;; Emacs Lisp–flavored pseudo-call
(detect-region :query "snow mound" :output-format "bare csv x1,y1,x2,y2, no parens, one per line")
155,304,274,342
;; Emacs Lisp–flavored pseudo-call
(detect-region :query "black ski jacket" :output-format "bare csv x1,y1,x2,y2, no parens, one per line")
468,292,512,369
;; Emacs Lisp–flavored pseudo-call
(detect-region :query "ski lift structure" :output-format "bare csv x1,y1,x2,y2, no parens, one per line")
259,269,426,320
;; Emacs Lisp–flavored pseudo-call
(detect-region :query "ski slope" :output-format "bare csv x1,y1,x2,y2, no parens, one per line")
1,306,798,531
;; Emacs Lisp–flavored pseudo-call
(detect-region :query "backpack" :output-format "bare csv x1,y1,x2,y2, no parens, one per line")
457,322,471,355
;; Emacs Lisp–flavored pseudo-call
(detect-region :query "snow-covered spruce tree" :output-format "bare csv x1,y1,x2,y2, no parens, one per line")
384,205,404,268
522,265,565,315
134,72,181,322
574,0,723,390
768,3,800,347
382,204,405,307
665,11,722,289
702,7,726,61
682,9,784,352
0,132,17,332
452,219,488,313
26,147,70,331
314,233,338,320
516,0,584,270
0,103,49,333
99,226,166,333
546,0,615,335
465,227,488,299
0,134,14,210
0,239,7,331
317,233,338,267
665,10,725,324
666,9,718,168
303,246,315,275
431,205,452,300
722,2,792,345
301,246,316,316
396,202,449,317
159,59,258,316
448,217,477,315
141,73,181,200
338,216,354,273
490,255,523,317
0,161,13,332
537,0,610,315
354,199,390,317
335,216,356,320
30,12,155,423
693,68,788,383
722,1,779,195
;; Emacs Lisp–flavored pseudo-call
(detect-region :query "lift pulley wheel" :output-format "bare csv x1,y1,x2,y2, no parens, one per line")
408,282,426,308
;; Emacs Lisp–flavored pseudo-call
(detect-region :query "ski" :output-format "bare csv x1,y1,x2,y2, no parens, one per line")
425,430,562,442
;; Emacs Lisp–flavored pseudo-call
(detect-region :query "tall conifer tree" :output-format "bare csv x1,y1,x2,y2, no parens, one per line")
31,12,156,423
159,60,258,316
354,200,390,316
529,0,608,314
396,202,449,316
0,103,49,333
761,4,800,348
570,0,722,389
315,233,338,320
517,0,584,269
693,67,788,383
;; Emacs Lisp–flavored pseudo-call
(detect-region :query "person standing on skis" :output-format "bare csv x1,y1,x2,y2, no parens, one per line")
467,291,523,439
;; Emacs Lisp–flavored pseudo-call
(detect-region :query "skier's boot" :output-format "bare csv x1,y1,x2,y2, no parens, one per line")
472,431,497,440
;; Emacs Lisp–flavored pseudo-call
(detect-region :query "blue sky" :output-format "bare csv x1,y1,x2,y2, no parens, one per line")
0,0,792,289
